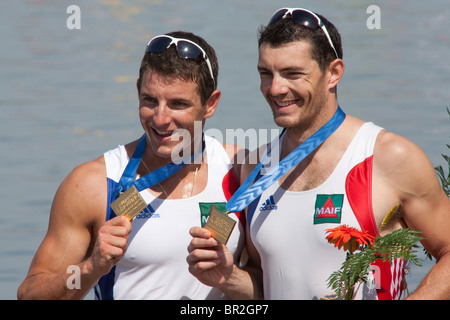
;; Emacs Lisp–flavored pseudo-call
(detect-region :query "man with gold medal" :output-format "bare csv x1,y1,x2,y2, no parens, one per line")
187,8,450,300
18,31,246,300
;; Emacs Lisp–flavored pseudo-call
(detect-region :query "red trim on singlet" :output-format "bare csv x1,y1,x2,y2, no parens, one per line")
345,155,377,235
345,155,405,300
222,168,246,227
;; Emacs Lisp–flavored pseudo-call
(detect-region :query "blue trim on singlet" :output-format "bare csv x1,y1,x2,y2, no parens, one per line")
95,178,119,300
106,178,119,221
246,195,261,232
246,171,263,233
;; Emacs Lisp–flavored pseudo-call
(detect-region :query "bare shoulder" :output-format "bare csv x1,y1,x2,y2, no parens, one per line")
23,156,108,279
222,143,249,178
372,130,446,224
65,156,107,190
373,130,435,181
372,130,450,236
222,143,248,161
54,156,107,225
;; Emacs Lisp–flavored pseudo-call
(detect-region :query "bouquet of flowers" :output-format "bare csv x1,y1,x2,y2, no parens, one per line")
325,224,423,300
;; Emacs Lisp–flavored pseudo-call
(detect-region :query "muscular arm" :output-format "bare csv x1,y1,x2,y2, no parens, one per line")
17,158,131,299
373,132,450,299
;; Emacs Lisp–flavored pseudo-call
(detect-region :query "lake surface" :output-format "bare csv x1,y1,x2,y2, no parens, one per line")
1,0,448,299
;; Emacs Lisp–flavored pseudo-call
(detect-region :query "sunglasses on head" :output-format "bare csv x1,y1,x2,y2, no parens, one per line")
146,35,215,88
268,7,339,59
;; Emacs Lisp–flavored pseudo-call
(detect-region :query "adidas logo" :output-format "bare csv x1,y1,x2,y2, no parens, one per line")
260,195,278,211
135,204,160,219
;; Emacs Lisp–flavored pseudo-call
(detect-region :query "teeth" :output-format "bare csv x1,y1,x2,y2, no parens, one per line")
154,128,172,136
276,100,296,107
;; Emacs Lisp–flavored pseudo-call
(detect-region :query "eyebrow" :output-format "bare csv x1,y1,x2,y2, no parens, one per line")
169,97,194,105
257,65,310,74
257,65,267,72
140,90,194,105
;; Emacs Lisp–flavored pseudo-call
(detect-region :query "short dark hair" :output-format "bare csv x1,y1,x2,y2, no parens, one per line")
138,31,218,105
258,13,343,72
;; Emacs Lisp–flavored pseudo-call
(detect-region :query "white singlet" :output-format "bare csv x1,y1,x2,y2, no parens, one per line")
247,122,406,300
94,135,245,300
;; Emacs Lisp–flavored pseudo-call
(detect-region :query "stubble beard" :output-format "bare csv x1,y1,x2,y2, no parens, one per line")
272,91,328,132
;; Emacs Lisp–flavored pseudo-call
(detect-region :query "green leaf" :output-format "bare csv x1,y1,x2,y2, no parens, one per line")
327,228,424,298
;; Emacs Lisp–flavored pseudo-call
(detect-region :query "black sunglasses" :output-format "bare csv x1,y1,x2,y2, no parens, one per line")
268,7,339,59
146,35,215,88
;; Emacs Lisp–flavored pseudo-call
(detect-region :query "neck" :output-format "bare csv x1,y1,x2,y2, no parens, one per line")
143,138,204,172
140,136,205,178
281,104,339,157
140,153,203,199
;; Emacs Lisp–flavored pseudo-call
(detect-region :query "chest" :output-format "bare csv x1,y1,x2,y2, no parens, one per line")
278,148,342,192
120,194,245,268
249,183,361,263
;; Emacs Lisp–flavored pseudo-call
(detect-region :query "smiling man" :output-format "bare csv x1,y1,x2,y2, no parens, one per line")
18,31,246,300
187,8,450,300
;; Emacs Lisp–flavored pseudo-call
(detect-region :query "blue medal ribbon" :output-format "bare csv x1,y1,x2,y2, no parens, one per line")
226,106,346,213
111,134,204,199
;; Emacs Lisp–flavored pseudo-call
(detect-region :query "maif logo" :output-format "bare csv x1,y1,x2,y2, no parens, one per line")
199,202,227,227
313,194,344,224
260,195,278,211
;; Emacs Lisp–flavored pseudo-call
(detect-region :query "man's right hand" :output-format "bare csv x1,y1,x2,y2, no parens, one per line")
87,215,132,277
186,226,235,288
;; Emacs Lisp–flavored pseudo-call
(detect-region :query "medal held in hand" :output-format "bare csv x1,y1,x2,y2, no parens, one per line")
110,185,147,220
204,206,236,244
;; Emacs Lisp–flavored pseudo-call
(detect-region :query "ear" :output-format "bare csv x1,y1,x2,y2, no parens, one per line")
203,89,221,119
327,59,344,90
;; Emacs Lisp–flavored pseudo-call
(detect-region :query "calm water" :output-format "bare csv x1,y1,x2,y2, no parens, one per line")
1,0,449,299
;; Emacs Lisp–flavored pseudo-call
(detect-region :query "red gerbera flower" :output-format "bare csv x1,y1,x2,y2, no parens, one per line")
325,225,375,253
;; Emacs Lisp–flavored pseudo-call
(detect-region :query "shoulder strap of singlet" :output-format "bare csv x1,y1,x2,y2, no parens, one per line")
345,122,383,236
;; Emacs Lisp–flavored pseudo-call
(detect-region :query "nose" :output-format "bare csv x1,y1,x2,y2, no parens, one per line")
265,74,289,97
152,103,171,127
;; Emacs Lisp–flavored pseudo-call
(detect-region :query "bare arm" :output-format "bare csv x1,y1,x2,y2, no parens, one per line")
373,132,450,299
17,158,132,299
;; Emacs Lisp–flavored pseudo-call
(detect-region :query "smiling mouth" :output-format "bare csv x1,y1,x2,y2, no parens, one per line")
152,127,173,138
273,99,300,108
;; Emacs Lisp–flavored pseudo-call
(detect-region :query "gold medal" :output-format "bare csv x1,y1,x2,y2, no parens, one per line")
110,185,147,220
204,206,236,244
